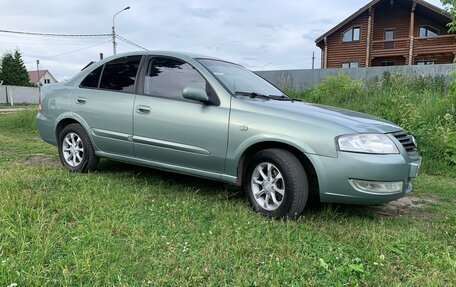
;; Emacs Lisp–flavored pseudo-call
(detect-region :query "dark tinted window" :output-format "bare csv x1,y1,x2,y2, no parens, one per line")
144,57,206,100
80,66,103,88
99,56,142,92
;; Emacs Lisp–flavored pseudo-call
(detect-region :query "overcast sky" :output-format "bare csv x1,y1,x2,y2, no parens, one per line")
0,0,444,81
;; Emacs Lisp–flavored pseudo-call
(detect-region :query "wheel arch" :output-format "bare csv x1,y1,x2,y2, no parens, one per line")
236,141,320,202
54,114,95,149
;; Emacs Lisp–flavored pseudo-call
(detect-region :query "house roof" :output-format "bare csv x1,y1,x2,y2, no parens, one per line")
315,0,451,46
27,70,57,83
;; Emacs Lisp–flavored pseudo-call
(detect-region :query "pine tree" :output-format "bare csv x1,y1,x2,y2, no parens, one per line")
0,49,31,86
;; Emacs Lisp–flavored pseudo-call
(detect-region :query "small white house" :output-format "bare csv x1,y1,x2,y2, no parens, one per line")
27,70,58,86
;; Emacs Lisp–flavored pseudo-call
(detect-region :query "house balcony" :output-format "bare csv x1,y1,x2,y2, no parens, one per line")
414,34,456,55
370,34,456,59
371,38,410,58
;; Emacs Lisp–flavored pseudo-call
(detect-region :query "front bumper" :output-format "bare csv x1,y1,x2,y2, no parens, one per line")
309,151,421,204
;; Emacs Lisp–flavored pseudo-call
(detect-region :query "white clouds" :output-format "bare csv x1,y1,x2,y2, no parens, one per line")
0,0,444,80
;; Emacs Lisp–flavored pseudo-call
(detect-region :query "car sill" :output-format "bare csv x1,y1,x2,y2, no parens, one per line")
95,151,237,184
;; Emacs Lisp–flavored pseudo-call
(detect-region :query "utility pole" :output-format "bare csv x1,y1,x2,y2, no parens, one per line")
112,6,130,55
36,60,40,86
112,26,116,55
312,51,315,70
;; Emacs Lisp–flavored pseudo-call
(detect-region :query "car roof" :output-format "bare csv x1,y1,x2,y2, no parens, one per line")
103,50,223,62
65,50,233,87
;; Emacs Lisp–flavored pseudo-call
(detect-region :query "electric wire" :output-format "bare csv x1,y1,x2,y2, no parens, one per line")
22,40,111,64
0,29,111,37
116,34,147,50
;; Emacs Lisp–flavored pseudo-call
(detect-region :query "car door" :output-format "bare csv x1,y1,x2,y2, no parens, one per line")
133,56,230,174
71,55,142,157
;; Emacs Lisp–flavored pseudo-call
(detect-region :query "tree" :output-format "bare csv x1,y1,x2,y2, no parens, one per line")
0,49,31,86
442,0,456,32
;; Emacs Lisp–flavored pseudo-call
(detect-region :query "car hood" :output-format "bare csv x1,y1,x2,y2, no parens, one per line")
249,99,402,134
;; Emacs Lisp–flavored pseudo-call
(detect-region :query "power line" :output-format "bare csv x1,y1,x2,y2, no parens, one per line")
0,29,145,52
0,29,111,38
0,36,112,46
116,34,147,50
23,40,111,64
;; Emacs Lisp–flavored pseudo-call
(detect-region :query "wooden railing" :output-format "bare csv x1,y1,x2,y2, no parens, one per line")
414,34,456,54
371,38,409,57
372,38,409,50
370,34,456,58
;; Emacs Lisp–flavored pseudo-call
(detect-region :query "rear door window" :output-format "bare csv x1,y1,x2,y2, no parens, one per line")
99,56,142,93
80,66,103,88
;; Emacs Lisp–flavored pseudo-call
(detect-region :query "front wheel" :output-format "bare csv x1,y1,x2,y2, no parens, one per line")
58,123,99,172
245,149,308,219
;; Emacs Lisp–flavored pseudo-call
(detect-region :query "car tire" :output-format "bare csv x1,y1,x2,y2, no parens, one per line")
58,123,99,172
245,148,308,219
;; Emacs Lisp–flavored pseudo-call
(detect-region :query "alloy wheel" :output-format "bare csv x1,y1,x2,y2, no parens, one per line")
250,162,286,211
62,132,84,167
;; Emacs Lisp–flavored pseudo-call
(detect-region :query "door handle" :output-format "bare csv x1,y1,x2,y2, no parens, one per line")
136,105,151,114
76,97,87,104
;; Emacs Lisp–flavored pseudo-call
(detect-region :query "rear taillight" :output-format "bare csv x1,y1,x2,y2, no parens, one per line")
38,95,43,112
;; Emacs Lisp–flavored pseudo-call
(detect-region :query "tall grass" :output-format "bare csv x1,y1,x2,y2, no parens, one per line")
288,72,456,175
0,110,37,133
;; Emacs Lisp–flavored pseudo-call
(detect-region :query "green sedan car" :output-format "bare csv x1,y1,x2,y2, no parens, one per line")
36,51,421,218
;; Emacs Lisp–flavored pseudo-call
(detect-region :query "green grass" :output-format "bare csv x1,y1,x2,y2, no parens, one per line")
0,104,37,109
1,111,455,286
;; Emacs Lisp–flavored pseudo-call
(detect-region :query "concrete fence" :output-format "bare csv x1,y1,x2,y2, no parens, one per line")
255,64,456,90
0,85,40,105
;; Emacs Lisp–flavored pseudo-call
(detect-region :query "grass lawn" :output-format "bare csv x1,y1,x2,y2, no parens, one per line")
0,104,37,109
0,111,455,286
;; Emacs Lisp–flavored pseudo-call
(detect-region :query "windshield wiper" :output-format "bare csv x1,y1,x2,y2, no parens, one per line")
234,91,271,100
268,95,292,101
267,94,302,102
234,91,301,102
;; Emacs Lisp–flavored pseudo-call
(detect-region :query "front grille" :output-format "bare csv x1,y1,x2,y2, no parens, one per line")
392,131,417,153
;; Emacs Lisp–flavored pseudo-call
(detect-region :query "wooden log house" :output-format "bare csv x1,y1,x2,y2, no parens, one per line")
316,0,456,68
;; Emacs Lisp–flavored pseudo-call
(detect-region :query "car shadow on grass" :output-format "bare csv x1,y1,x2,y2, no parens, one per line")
96,159,245,200
96,159,436,220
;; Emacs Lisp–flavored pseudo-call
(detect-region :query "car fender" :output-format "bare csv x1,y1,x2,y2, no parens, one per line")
233,133,316,161
54,112,100,151
224,133,319,180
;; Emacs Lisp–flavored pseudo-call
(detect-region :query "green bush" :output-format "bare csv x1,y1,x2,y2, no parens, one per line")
288,72,456,175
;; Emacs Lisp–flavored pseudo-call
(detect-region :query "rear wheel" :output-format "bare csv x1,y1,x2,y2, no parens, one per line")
245,149,308,219
58,123,98,172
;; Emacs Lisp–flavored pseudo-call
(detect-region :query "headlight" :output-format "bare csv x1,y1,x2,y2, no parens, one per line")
337,134,399,154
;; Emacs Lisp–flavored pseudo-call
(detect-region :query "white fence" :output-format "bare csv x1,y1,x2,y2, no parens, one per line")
0,85,40,105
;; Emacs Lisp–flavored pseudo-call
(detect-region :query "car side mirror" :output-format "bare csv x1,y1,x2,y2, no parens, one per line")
182,86,209,103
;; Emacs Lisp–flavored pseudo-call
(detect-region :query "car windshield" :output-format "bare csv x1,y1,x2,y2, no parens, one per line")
197,58,287,98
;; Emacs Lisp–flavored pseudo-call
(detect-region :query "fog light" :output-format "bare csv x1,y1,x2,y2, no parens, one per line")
349,179,403,193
